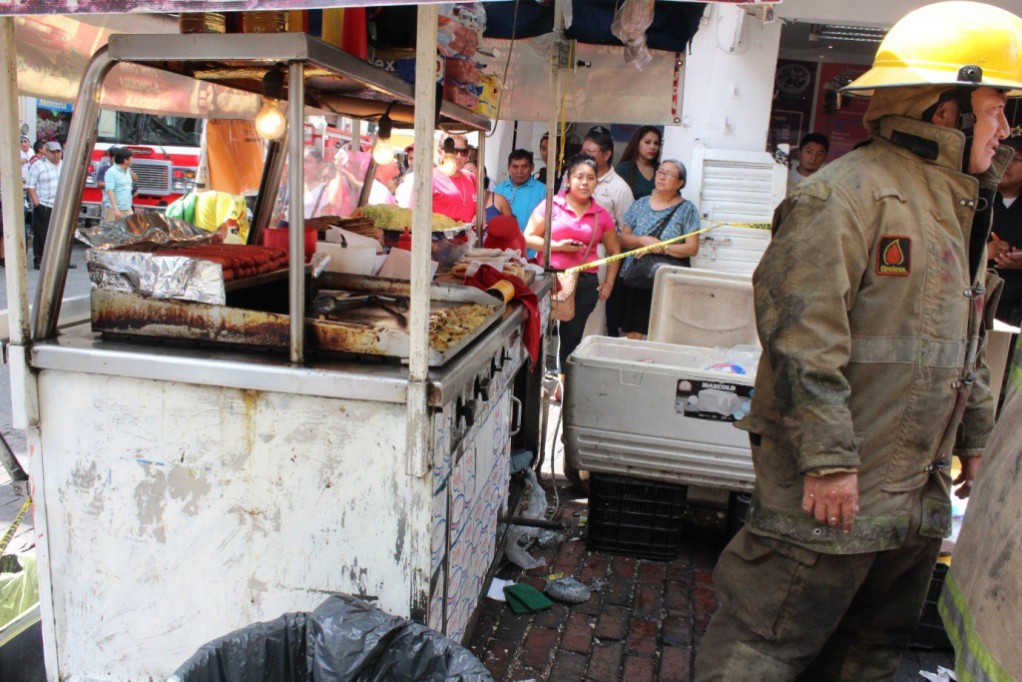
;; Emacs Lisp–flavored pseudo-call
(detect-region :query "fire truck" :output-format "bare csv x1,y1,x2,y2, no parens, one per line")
79,110,202,226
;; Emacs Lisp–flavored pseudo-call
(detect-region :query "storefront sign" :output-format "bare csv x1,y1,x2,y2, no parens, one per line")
37,98,72,112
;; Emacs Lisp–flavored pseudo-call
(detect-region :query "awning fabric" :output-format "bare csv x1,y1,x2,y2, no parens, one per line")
485,0,707,53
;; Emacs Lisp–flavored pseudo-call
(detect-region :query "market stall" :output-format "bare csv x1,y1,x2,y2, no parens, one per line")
2,13,552,680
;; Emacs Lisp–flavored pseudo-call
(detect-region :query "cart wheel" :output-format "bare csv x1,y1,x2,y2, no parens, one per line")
563,459,590,495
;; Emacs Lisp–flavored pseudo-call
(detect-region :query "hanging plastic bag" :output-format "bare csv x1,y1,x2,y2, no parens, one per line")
611,0,655,71
504,470,548,570
522,469,547,520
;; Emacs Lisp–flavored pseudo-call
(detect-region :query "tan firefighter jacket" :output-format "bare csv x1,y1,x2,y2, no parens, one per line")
739,114,1009,554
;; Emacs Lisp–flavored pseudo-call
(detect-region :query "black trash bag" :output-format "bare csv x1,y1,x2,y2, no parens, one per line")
308,595,492,681
169,612,309,682
170,594,493,682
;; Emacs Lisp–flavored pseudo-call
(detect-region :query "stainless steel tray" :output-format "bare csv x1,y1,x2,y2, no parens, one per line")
314,274,505,365
91,275,504,366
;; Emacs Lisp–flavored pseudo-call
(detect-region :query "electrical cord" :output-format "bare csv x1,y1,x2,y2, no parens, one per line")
487,0,521,137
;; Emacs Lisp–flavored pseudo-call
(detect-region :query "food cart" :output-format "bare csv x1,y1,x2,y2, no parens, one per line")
2,14,552,680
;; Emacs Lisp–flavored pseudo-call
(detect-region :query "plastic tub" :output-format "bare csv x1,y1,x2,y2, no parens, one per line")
262,227,317,260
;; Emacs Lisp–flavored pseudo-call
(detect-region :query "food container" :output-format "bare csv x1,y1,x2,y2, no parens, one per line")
380,231,471,267
179,12,226,34
315,242,379,276
262,227,317,261
242,11,289,33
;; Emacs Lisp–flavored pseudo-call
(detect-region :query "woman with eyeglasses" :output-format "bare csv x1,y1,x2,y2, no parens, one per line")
434,134,478,223
524,154,622,396
615,125,663,200
395,135,477,224
617,159,700,339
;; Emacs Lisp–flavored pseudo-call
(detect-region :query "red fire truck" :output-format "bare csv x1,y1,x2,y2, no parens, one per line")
79,110,202,226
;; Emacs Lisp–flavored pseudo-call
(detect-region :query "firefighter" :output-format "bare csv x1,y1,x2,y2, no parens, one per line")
693,3,1022,679
938,334,1022,680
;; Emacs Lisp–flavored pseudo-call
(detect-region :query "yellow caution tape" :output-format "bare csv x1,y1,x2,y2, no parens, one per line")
562,221,771,275
0,496,32,556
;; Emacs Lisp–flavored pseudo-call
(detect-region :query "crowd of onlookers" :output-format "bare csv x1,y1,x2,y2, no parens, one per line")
303,125,707,391
2,135,69,270
16,119,1018,334
4,136,143,270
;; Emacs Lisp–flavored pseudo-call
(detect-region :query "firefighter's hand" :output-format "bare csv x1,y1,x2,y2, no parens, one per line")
802,472,859,532
994,249,1022,269
954,455,981,499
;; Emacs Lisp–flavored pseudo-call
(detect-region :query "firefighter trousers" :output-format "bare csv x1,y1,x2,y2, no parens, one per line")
694,509,941,681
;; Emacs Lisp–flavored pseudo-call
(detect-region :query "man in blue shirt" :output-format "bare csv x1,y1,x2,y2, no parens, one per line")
495,149,547,244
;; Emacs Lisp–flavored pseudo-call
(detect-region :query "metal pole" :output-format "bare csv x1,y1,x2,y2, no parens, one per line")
287,60,305,364
249,129,288,246
351,117,362,152
406,5,439,481
0,18,29,349
358,149,378,208
475,132,486,244
32,47,114,340
2,19,59,680
543,6,566,269
0,433,27,485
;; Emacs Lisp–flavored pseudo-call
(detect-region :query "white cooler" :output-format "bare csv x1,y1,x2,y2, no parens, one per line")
563,269,759,492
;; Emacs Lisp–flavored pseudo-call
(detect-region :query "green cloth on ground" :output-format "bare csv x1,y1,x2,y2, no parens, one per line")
503,582,553,614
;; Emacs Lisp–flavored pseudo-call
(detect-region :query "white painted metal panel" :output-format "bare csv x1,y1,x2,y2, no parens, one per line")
37,369,430,680
687,142,785,276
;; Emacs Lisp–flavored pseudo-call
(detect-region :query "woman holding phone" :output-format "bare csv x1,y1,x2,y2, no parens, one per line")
524,154,622,397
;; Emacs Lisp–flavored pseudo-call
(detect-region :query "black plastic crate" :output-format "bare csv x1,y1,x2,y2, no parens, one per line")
909,561,953,651
587,473,686,560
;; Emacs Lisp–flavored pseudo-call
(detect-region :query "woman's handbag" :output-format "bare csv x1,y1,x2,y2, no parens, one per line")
621,202,687,290
551,214,602,323
551,272,579,322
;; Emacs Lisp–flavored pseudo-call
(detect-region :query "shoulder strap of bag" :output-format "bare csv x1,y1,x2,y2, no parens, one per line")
581,210,601,263
650,201,684,240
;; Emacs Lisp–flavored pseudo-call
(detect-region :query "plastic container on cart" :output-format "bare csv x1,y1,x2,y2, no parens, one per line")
587,473,687,560
648,267,757,348
262,226,317,260
563,337,756,491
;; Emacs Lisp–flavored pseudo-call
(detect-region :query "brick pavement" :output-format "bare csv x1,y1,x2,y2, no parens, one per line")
467,480,724,682
467,477,955,682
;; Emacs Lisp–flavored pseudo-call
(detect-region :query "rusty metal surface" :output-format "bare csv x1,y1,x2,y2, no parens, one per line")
91,289,291,348
90,275,506,366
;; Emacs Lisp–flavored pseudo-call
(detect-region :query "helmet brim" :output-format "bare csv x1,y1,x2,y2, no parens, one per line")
841,65,1022,97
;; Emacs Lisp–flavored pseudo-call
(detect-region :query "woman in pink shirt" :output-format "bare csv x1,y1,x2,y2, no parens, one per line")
396,135,477,224
524,154,621,384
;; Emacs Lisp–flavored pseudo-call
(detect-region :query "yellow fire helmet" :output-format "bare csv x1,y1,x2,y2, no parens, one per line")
842,1,1022,97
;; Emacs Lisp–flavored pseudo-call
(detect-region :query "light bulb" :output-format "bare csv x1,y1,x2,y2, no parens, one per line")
255,99,286,140
439,153,457,176
372,139,395,165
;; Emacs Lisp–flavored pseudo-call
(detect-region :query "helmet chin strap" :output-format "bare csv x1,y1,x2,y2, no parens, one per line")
956,65,983,173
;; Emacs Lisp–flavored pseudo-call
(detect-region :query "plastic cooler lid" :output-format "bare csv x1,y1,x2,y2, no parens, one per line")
648,267,758,349
568,336,756,384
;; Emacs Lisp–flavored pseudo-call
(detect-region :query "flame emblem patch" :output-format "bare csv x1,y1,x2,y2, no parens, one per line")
877,236,911,276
